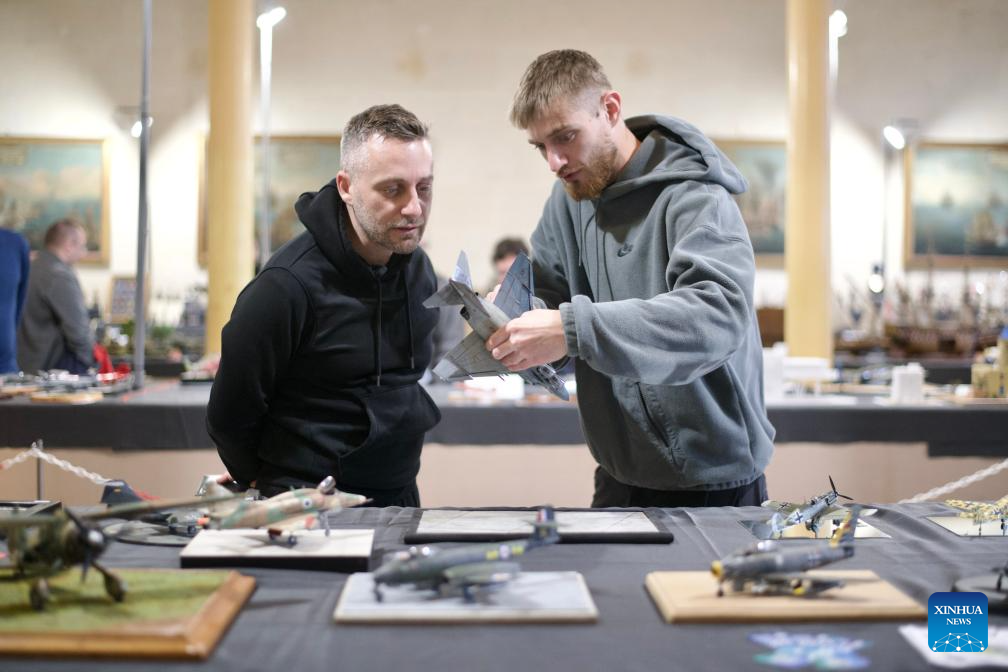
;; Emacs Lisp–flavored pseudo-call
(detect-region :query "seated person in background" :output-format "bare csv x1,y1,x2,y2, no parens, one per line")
17,219,95,374
490,237,530,288
0,229,30,374
207,104,442,506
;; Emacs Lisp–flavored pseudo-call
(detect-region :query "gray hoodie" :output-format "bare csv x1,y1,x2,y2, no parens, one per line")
531,114,775,491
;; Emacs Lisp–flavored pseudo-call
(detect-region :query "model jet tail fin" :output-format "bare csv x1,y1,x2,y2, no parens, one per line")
493,252,534,319
100,480,150,506
829,505,861,549
529,506,560,546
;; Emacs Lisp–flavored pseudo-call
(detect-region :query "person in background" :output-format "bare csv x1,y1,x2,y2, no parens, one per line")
17,219,95,374
491,237,530,287
488,49,774,508
0,228,30,373
207,104,441,506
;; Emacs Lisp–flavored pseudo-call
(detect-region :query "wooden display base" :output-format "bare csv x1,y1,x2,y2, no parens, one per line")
29,390,104,404
645,570,926,624
0,569,254,659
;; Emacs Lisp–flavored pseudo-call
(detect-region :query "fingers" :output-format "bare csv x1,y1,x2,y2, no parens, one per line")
485,325,509,351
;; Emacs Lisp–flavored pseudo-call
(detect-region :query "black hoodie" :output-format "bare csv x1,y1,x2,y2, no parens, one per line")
206,179,441,495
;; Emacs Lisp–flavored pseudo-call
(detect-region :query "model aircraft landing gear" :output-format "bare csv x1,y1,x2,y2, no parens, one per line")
29,579,51,611
94,562,127,602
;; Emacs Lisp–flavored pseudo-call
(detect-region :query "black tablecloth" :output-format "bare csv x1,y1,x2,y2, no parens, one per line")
4,503,1007,671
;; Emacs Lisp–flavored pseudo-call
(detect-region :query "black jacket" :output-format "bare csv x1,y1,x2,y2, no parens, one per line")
206,179,441,494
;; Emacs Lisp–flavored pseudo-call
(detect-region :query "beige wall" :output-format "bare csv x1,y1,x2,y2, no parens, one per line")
1,1,1007,326
2,443,1004,508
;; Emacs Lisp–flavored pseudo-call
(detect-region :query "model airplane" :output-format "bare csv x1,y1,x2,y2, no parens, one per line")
0,493,236,609
100,480,204,536
945,495,1008,535
423,251,569,400
372,506,560,601
711,505,862,597
199,476,368,544
754,476,853,539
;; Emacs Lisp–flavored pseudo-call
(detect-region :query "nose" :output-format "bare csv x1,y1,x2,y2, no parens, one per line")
546,147,567,174
401,188,423,219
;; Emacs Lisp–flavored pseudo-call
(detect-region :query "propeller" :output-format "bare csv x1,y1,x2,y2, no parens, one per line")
64,508,107,582
828,475,853,501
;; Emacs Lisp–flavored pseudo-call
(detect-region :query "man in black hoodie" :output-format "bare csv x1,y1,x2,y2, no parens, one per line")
207,104,441,506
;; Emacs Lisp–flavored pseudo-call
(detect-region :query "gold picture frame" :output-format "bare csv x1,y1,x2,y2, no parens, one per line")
904,141,1008,268
713,139,786,268
197,135,341,267
0,137,110,266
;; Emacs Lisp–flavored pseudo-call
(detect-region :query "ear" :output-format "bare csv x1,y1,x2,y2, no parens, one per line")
601,90,622,126
335,170,353,205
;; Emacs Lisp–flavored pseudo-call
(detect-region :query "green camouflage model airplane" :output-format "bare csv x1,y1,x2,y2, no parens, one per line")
0,493,237,610
945,496,1008,535
371,506,559,601
200,476,368,543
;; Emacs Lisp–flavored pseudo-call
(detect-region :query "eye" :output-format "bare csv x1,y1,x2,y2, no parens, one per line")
417,183,433,197
532,143,545,155
559,131,577,144
383,185,400,197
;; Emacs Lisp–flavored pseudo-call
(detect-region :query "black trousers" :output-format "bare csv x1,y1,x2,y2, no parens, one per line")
591,467,768,508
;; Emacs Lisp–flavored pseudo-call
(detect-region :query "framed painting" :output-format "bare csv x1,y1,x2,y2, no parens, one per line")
198,135,341,267
904,142,1008,268
0,137,110,265
714,139,786,267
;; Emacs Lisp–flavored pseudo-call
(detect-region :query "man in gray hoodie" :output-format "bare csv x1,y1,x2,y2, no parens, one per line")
488,49,775,507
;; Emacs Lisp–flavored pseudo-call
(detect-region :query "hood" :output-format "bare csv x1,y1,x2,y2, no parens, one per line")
294,179,409,285
601,115,748,202
293,178,416,385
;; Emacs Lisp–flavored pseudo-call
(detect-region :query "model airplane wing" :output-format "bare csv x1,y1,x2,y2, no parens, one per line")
432,331,510,380
493,252,534,319
265,512,318,534
752,573,846,596
443,560,521,588
87,493,239,521
761,500,797,514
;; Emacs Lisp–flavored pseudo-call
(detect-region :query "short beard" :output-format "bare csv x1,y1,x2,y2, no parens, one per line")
563,135,619,201
352,201,425,256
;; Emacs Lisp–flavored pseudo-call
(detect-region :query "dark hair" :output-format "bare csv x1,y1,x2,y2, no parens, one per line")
509,49,612,129
492,237,530,263
43,218,85,248
341,104,429,175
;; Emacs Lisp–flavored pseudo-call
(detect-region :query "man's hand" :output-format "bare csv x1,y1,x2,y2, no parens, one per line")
485,283,502,303
486,309,568,371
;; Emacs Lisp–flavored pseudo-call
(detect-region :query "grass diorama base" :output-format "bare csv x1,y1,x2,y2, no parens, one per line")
0,568,254,659
645,570,927,624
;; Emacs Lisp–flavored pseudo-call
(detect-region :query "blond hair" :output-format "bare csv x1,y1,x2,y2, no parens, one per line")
509,50,612,129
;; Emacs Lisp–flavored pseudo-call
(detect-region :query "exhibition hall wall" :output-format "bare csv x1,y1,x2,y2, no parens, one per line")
1,0,1006,328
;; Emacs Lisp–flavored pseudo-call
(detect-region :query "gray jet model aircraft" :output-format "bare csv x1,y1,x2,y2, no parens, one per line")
423,251,569,400
711,505,862,597
371,506,559,601
754,476,853,539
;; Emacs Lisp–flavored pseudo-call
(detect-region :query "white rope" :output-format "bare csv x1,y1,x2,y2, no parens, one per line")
899,456,1008,503
0,440,112,485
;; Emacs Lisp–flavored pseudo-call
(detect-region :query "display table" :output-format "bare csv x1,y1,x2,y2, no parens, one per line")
1,381,1006,456
1,503,1004,671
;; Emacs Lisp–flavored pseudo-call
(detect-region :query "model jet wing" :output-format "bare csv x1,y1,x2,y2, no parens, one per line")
749,573,847,596
761,500,797,514
264,512,318,534
443,560,521,588
433,331,510,380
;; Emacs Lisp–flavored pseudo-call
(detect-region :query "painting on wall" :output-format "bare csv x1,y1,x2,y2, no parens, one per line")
198,135,341,266
0,137,109,265
905,142,1008,268
715,139,786,266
